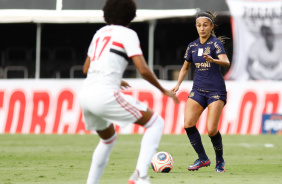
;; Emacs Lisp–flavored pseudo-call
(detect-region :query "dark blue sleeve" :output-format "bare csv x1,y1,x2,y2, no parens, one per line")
213,40,226,56
184,44,192,62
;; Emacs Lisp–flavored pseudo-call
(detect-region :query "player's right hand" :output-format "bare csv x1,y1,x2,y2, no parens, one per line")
163,89,179,104
171,85,179,94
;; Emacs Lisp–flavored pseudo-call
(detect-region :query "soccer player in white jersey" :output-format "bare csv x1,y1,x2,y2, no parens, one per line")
78,0,179,184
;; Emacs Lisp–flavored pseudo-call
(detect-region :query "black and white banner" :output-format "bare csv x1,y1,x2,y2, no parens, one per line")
226,0,282,80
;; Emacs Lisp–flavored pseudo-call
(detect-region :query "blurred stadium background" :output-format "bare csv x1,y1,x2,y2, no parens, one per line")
0,0,231,79
0,0,281,135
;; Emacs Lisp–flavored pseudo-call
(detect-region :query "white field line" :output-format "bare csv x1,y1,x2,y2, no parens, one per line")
264,144,274,148
237,143,275,148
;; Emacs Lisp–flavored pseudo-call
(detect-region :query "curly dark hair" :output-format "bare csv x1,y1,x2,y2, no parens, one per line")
103,0,136,26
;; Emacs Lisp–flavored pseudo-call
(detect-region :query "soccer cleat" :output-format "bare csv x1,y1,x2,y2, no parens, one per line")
128,170,151,184
128,170,139,184
188,158,211,171
215,160,225,173
128,177,151,184
136,177,151,184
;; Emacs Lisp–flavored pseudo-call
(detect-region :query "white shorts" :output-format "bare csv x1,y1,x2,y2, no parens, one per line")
78,89,147,131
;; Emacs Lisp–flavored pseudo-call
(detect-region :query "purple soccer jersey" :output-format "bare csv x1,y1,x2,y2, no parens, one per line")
184,35,226,92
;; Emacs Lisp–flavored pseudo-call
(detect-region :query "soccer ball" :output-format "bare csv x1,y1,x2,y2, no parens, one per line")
151,151,174,173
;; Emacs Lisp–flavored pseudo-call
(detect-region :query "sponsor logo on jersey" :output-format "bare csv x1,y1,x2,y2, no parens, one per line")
198,48,204,56
210,95,220,99
197,88,210,93
207,41,213,44
184,46,189,58
195,61,211,69
190,43,198,47
214,42,222,54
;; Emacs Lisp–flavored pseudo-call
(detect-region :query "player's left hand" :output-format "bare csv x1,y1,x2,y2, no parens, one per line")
203,53,214,62
120,80,131,90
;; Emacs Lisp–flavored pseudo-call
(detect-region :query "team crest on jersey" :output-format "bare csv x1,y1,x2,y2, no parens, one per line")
207,41,213,45
189,92,195,98
204,47,211,55
214,42,222,54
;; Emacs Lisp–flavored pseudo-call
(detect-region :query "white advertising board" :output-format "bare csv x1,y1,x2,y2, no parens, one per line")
0,79,281,134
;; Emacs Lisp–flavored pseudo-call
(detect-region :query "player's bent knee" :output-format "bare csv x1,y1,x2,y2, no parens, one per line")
207,129,218,137
100,132,117,146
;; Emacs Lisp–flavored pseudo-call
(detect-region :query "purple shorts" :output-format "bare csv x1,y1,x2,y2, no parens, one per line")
188,88,227,109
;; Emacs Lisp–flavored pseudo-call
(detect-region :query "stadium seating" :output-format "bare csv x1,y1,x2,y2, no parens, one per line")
3,66,28,78
4,47,31,78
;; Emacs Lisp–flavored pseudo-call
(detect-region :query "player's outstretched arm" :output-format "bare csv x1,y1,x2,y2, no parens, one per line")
132,55,179,104
172,60,191,93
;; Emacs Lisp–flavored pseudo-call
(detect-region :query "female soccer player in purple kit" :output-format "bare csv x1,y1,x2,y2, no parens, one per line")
172,11,230,172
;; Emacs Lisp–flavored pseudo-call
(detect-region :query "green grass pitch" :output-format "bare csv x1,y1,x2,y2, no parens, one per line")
1,134,281,184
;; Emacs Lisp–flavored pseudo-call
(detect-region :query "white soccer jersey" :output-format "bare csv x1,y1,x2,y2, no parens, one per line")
84,25,143,90
79,25,147,131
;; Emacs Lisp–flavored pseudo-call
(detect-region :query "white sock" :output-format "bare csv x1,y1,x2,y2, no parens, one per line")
87,132,117,184
136,113,164,177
